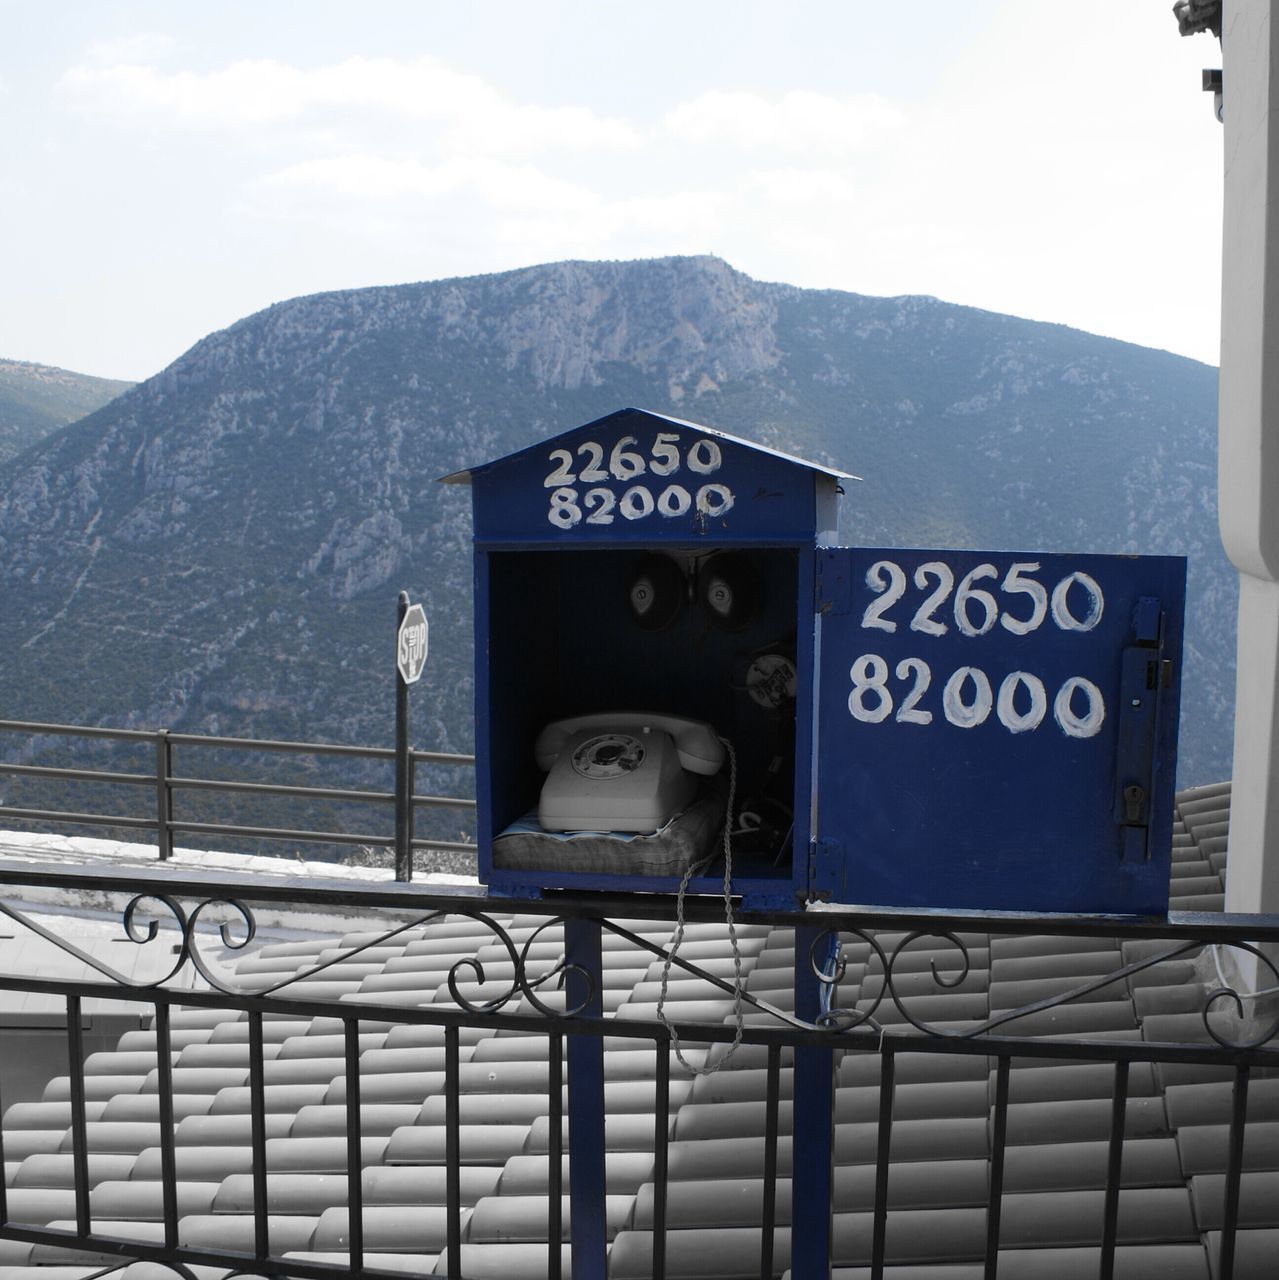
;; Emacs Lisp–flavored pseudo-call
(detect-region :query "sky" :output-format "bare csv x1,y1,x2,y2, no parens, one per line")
0,1,1225,382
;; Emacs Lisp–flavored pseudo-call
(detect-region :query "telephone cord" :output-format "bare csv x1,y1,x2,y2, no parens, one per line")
1212,943,1279,999
656,735,745,1076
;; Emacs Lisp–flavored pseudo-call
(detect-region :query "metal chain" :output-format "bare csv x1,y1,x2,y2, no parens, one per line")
657,736,745,1076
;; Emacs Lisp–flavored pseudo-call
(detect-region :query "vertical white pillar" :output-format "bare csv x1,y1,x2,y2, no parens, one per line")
1220,1,1279,916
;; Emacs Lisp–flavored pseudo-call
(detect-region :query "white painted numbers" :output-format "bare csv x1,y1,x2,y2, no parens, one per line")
544,433,735,529
860,559,1103,637
848,558,1108,741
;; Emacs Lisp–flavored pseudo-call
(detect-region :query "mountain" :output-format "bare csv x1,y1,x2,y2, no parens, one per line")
0,257,1231,843
0,359,133,463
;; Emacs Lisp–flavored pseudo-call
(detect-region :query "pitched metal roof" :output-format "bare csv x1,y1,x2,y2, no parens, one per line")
437,406,855,485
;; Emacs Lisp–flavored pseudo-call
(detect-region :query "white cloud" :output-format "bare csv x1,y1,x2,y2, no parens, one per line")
58,60,303,126
250,151,725,268
263,153,598,216
22,2,1221,373
56,54,641,156
666,89,905,157
743,167,861,209
81,32,176,67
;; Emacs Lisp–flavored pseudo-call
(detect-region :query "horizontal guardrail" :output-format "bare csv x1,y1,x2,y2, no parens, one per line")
0,718,476,876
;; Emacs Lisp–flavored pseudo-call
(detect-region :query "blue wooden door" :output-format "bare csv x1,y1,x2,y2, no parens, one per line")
812,547,1187,914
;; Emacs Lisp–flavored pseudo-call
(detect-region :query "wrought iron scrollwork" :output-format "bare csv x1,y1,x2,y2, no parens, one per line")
0,888,598,1016
809,927,889,1033
447,912,594,1017
1201,940,1279,1050
0,876,1277,1051
0,893,193,990
804,927,1279,1051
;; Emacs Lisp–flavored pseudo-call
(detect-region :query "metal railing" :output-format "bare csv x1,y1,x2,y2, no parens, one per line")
0,859,1272,1278
0,718,476,878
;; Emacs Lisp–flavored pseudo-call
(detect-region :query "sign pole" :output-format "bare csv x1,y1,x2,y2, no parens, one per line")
394,591,412,882
393,591,430,883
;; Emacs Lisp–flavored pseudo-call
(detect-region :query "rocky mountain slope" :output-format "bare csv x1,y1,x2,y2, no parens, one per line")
0,258,1230,824
0,359,133,463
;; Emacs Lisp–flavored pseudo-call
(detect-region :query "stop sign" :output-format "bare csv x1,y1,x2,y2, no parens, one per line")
396,603,428,685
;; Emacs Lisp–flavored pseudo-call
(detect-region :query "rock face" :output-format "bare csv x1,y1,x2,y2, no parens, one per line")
0,256,1230,795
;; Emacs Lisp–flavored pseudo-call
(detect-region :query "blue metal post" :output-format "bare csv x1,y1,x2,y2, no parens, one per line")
564,916,607,1279
791,924,835,1276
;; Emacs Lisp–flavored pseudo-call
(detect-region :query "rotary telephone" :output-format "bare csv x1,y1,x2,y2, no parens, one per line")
534,712,724,833
536,710,746,1076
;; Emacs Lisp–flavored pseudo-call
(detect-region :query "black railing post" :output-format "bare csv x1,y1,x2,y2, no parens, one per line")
154,1003,179,1250
445,1023,463,1279
395,591,412,882
408,752,417,871
548,1030,564,1280
1099,1059,1130,1280
154,729,173,860
870,1046,896,1278
1219,1064,1251,1280
66,993,90,1237
984,1055,1011,1280
760,1042,781,1280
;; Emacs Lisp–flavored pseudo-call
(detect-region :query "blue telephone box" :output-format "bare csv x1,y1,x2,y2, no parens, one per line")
442,407,1186,915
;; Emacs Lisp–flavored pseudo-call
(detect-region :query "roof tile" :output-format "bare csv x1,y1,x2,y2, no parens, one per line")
289,1102,421,1138
261,1134,389,1172
10,1152,137,1189
384,1123,540,1166
989,1245,1208,1279
1165,1079,1279,1128
1001,1137,1183,1191
175,1113,294,1143
462,1192,632,1242
88,1178,218,1220
208,1083,330,1114
131,1144,252,1181
1190,1170,1279,1229
428,1241,571,1277
497,1151,653,1195
1002,1096,1169,1146
176,1212,318,1254
308,1203,466,1252
99,1094,214,1123
1203,1228,1279,1277
1176,1119,1279,1174
998,1187,1198,1246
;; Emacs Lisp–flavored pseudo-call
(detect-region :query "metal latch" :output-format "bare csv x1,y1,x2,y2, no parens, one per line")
1123,784,1147,824
1113,622,1163,860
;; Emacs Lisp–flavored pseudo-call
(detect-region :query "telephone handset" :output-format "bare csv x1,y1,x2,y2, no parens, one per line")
534,713,724,834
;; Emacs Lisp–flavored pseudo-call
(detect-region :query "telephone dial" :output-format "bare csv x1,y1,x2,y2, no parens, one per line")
534,713,724,833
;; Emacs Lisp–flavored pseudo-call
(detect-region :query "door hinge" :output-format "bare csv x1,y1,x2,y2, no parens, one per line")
814,551,851,616
808,836,840,902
